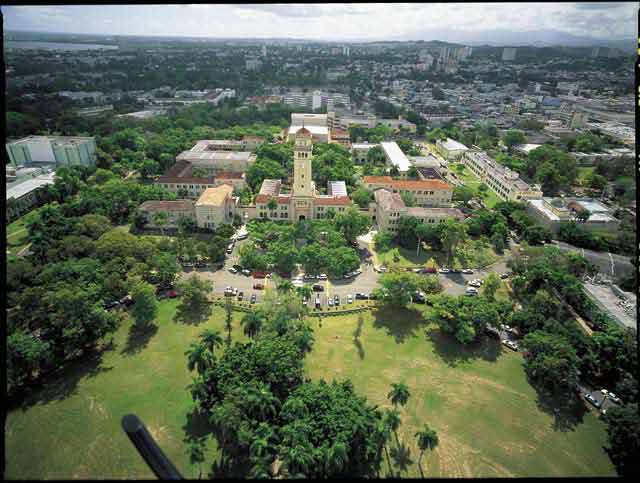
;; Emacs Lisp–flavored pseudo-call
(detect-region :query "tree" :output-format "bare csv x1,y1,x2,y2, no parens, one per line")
520,330,579,394
139,158,160,179
241,311,264,338
407,165,420,179
502,130,526,152
482,272,501,301
400,190,417,207
185,342,214,375
602,404,640,476
276,279,294,294
152,211,169,236
586,173,607,192
415,425,439,472
130,279,158,327
374,229,395,252
376,272,424,307
267,197,278,212
351,186,374,209
387,382,410,408
575,209,591,223
335,207,370,243
175,276,213,324
453,185,474,206
440,219,468,266
200,329,224,357
415,223,431,257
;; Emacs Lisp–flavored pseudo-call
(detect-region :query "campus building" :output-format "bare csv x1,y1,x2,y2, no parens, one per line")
435,138,469,161
526,197,620,233
380,141,412,177
373,188,463,233
138,184,237,230
253,127,352,221
156,159,245,198
176,141,257,173
286,113,330,143
351,142,379,163
6,136,96,168
463,149,543,201
363,176,453,207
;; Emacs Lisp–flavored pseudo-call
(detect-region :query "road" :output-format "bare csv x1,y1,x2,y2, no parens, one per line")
550,240,633,281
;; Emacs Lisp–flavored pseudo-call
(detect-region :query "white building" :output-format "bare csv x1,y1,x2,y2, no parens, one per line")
380,142,412,176
463,149,543,201
6,136,96,168
435,138,469,161
526,197,620,233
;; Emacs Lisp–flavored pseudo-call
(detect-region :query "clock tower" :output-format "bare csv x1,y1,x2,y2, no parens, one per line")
293,127,314,198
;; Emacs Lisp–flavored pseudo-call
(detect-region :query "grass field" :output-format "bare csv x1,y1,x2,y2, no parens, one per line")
6,218,30,257
375,239,498,270
450,163,501,209
306,308,615,478
6,301,615,478
5,300,247,480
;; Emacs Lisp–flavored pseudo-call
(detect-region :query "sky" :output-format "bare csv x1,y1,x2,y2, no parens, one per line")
2,3,638,42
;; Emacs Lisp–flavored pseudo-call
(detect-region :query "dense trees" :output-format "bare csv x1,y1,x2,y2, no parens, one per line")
602,404,640,476
334,207,371,243
502,129,526,152
351,186,374,209
375,272,441,307
526,145,577,195
130,279,158,327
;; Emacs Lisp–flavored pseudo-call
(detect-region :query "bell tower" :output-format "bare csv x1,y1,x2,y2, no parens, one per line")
293,127,314,197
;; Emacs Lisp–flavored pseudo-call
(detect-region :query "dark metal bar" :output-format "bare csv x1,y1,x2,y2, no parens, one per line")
121,414,184,480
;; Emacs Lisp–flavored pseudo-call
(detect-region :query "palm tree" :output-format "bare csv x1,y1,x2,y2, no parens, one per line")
283,442,314,477
199,329,223,356
324,440,349,475
276,279,294,294
246,383,279,421
224,298,233,345
185,342,213,375
384,408,402,447
387,382,411,409
415,425,439,475
241,312,264,338
295,284,313,302
250,423,275,460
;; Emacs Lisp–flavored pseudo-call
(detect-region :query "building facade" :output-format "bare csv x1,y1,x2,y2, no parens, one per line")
363,176,453,207
6,136,96,168
463,149,543,201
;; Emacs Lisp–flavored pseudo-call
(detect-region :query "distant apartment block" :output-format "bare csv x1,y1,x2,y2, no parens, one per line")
6,136,96,168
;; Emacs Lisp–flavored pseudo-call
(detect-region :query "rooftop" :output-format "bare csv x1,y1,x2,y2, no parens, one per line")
438,138,469,152
6,172,56,200
374,188,406,211
8,135,95,147
327,180,348,197
314,195,352,206
196,185,234,207
139,200,195,212
407,206,465,220
380,141,411,172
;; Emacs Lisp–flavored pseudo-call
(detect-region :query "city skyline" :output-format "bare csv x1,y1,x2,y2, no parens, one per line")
2,3,638,44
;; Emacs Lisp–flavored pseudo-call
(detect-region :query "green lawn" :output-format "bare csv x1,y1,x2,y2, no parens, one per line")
577,167,595,186
450,163,501,209
6,218,30,256
306,308,616,478
6,301,615,478
375,239,498,270
5,300,247,480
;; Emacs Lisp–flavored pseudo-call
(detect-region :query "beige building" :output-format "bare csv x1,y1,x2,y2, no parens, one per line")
363,176,453,207
526,197,620,233
156,159,245,198
374,188,463,233
351,142,379,163
463,149,543,201
195,185,237,229
138,200,196,229
254,127,352,221
176,141,256,173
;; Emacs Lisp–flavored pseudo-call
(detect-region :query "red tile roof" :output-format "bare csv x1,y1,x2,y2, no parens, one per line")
313,196,352,206
363,176,394,184
255,194,291,204
364,175,451,191
216,171,244,179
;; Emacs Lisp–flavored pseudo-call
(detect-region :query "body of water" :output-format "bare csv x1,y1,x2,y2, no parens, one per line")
5,41,119,51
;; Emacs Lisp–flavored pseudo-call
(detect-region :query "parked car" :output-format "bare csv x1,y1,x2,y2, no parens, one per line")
334,294,340,306
584,393,601,408
242,269,251,276
238,291,244,301
165,289,178,298
450,268,461,273
500,273,509,279
303,274,317,281
352,268,362,276
413,291,426,304
253,283,264,290
226,244,234,254
374,266,388,273
318,273,328,280
343,272,354,279
236,233,248,241
502,339,518,351
347,294,353,304
253,271,267,279
438,268,450,274
484,326,501,339
608,393,622,404
228,267,238,274
250,294,257,304
104,300,121,310
355,292,368,300
328,298,334,307
120,295,134,306
462,268,474,274
312,284,324,292
224,287,234,296
465,287,479,296
315,295,321,309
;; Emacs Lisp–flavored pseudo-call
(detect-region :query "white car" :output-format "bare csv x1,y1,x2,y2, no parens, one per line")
375,266,388,273
352,268,362,276
608,393,622,404
318,273,328,280
439,268,450,274
347,295,353,304
462,268,474,274
228,267,238,274
600,389,609,396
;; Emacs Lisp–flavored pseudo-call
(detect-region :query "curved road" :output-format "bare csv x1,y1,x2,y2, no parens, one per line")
550,240,633,281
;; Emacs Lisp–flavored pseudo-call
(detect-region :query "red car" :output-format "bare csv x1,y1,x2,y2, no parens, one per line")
253,283,264,290
166,290,178,298
252,272,267,279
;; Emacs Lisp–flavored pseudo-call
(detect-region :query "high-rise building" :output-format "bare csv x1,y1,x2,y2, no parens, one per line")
502,47,517,61
312,90,322,111
342,45,350,56
261,45,267,57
